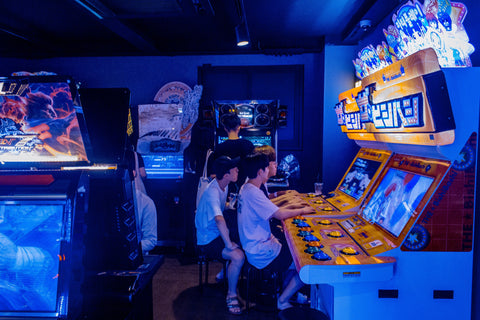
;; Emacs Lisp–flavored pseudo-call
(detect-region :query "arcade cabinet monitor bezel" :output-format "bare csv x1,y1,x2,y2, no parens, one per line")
332,148,392,206
358,153,450,244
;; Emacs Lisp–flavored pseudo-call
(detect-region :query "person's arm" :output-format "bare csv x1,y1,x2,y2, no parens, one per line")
271,193,302,206
272,205,315,221
214,215,237,250
136,152,147,179
140,195,158,253
138,166,147,180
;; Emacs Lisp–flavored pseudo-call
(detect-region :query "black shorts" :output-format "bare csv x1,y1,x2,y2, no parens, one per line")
264,241,293,274
198,236,226,261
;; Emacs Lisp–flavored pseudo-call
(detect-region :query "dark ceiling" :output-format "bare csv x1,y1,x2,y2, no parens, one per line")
0,0,403,58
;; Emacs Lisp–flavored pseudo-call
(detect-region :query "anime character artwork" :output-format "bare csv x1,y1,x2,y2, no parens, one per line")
0,82,87,162
362,168,434,237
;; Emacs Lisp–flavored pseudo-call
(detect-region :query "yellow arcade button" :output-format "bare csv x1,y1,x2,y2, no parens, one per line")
319,219,332,225
328,231,343,238
340,246,358,255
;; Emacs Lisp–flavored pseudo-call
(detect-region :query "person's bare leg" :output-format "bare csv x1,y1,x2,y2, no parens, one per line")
277,273,304,310
222,248,245,314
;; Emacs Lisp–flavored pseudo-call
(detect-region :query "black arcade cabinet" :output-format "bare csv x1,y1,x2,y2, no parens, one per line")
0,77,161,320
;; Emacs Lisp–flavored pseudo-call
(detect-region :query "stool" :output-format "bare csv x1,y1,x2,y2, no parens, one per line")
278,306,329,320
198,253,227,292
245,261,282,313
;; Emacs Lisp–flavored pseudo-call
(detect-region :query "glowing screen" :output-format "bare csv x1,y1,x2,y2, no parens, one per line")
0,203,64,313
0,82,88,163
338,158,382,200
362,168,434,237
218,135,272,147
236,105,254,127
143,154,184,179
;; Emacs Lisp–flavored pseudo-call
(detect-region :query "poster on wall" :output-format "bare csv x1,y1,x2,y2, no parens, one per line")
137,103,184,155
137,83,202,179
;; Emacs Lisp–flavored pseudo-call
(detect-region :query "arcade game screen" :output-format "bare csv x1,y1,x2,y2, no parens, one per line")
338,158,382,200
217,134,273,147
142,154,184,179
361,168,434,237
0,202,65,315
236,104,254,127
0,81,88,164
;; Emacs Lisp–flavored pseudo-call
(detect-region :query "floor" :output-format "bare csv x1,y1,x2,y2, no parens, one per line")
151,250,293,320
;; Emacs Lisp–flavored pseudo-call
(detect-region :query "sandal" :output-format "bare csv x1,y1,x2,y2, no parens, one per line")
226,296,243,315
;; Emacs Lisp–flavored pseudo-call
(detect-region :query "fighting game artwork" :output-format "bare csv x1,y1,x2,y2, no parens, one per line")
0,82,87,163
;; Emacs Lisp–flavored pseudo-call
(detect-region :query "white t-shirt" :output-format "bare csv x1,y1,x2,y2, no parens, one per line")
135,190,158,254
195,179,228,245
238,183,281,269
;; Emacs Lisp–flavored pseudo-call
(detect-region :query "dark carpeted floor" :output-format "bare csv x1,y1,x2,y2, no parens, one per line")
152,251,281,320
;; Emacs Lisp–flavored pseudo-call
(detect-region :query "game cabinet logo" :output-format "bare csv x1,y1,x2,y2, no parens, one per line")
0,82,87,163
336,87,424,131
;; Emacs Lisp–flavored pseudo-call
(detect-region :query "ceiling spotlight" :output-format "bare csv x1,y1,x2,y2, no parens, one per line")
235,0,250,47
235,21,250,46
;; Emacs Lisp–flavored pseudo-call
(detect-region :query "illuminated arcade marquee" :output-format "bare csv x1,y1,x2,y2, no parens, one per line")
335,48,456,145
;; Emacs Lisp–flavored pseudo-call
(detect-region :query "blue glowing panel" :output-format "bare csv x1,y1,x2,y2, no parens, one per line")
0,203,64,314
143,154,184,179
362,168,434,237
217,135,273,147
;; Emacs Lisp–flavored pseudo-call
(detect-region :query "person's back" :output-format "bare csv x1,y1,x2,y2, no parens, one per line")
212,113,254,191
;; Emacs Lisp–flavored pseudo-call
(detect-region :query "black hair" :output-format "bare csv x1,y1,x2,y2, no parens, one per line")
214,166,229,180
254,145,276,162
221,113,241,132
124,149,136,180
244,153,269,179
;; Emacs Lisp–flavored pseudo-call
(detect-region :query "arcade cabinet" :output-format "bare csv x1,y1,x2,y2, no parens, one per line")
213,100,287,188
285,47,478,320
80,88,164,319
214,100,278,150
303,148,391,217
0,75,92,319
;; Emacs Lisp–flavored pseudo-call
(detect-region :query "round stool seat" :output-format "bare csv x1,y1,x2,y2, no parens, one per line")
278,306,329,320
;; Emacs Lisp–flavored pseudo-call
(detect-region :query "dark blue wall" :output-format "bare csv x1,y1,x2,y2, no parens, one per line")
0,53,325,192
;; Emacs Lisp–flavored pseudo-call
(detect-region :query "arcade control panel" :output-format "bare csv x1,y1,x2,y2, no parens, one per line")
301,193,355,218
283,215,395,284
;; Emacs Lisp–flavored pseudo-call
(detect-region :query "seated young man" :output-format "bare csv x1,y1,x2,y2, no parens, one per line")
237,153,315,310
195,156,245,315
253,145,302,204
125,149,157,255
